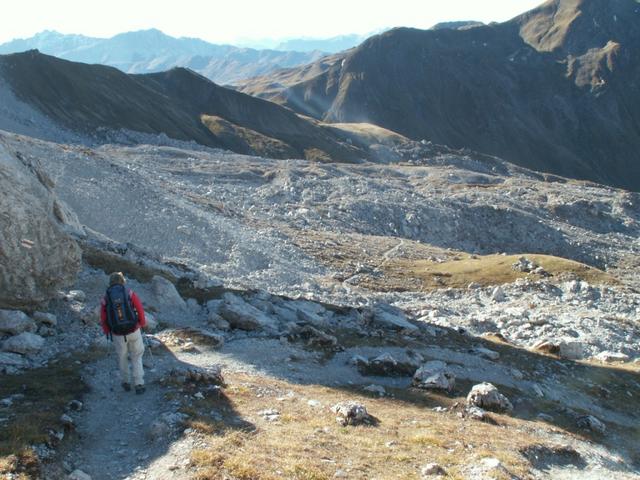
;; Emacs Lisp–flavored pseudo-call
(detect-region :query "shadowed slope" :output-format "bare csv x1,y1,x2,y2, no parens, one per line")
239,0,640,190
0,50,364,161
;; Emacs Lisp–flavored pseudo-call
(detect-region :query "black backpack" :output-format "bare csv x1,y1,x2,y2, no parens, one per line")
105,284,138,336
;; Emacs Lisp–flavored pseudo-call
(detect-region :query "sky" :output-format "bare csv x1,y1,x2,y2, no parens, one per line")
0,0,544,45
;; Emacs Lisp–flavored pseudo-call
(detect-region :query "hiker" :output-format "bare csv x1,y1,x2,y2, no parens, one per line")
100,272,147,394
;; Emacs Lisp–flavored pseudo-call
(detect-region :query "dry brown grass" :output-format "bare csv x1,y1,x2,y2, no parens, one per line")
201,115,296,159
284,228,618,294
186,372,542,480
0,350,104,478
384,253,615,291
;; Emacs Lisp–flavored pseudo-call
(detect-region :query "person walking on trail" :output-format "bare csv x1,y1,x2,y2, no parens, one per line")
100,272,147,394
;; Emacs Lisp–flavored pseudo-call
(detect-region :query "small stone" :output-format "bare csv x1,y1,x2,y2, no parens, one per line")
577,415,606,434
68,469,92,480
66,290,86,303
421,462,446,477
148,420,171,441
308,399,321,408
481,458,502,469
60,414,75,430
537,413,554,422
594,351,630,363
32,312,57,326
0,310,37,335
0,352,26,367
466,406,486,421
67,400,83,412
471,347,500,361
363,384,386,396
491,286,506,303
331,401,371,426
412,361,455,392
194,392,204,400
2,332,45,355
258,409,280,421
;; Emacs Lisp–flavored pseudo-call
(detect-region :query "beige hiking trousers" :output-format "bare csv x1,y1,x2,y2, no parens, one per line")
113,328,145,386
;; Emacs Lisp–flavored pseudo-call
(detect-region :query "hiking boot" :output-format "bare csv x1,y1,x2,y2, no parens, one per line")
122,382,131,392
135,385,146,395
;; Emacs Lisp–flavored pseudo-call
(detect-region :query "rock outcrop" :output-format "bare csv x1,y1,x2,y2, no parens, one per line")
0,141,81,309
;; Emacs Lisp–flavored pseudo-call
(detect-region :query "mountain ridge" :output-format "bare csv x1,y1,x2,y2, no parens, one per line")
238,0,640,191
0,29,326,85
0,49,364,161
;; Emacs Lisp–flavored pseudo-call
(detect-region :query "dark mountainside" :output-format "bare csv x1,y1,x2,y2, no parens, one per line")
239,0,640,191
0,50,363,161
0,29,324,85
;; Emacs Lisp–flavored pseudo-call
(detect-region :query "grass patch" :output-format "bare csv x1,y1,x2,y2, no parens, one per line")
387,253,616,290
184,372,538,480
0,350,103,477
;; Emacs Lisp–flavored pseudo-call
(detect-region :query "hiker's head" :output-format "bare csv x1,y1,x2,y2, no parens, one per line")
109,272,126,286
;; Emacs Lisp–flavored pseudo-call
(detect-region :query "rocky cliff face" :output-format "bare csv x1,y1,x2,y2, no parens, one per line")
0,139,81,309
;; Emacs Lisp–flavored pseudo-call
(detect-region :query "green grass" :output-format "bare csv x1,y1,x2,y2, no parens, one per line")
0,350,103,477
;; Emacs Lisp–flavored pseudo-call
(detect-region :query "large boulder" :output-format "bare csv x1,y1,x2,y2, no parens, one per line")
1,331,45,355
0,142,82,309
151,276,186,309
0,310,36,334
466,383,513,413
219,293,277,331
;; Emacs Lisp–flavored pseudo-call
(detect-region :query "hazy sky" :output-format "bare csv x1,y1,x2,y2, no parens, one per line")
1,0,544,44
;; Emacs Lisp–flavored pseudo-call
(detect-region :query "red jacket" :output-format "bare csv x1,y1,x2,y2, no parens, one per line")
100,288,146,335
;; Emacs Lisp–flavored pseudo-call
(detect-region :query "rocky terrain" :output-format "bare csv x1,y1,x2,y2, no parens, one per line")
0,29,325,85
0,2,638,478
238,0,640,191
0,126,639,479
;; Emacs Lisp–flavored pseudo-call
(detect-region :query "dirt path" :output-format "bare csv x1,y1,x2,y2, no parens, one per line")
63,352,194,480
50,328,640,480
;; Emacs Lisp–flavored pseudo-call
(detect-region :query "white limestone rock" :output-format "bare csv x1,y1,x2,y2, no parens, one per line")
412,361,455,392
594,351,630,363
331,401,371,426
466,382,513,413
